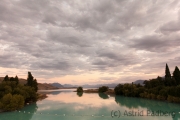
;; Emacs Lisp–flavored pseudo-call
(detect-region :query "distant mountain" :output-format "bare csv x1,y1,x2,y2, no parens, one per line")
38,83,59,90
61,80,146,88
63,84,78,87
48,79,145,89
50,82,64,88
82,83,117,88
133,80,145,85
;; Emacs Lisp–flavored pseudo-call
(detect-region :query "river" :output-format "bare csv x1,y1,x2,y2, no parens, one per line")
0,89,180,120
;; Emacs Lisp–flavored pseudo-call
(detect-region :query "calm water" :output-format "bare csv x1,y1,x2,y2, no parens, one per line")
0,89,180,120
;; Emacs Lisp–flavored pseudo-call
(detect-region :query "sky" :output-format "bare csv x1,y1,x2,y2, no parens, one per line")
0,0,180,85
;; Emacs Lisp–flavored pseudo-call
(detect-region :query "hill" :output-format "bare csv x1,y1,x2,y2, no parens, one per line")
50,82,64,88
38,83,59,90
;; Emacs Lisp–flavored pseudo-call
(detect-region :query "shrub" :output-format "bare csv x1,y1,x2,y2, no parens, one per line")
0,93,24,111
98,86,109,93
77,87,83,92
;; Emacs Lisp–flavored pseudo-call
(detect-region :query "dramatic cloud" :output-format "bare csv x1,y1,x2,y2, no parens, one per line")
0,0,180,84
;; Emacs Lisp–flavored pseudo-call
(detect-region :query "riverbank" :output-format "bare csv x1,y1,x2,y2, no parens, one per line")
37,93,48,101
75,88,115,95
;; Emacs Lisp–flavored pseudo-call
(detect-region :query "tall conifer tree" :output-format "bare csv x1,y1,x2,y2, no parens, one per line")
3,75,9,81
165,63,171,79
14,75,19,85
27,72,34,87
173,66,180,85
33,79,38,92
27,72,38,92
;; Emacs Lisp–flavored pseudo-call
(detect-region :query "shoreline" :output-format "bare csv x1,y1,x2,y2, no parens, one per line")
75,89,180,104
37,92,48,101
75,88,115,96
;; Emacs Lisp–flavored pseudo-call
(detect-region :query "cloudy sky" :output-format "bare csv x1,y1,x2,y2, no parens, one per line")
0,0,180,85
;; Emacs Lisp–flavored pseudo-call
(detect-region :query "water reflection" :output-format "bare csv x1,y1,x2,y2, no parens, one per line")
0,103,38,120
1,90,180,120
77,92,83,97
98,93,109,99
46,91,115,108
115,96,180,120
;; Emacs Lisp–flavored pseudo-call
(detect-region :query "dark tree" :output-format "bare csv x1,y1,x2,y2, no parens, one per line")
33,79,38,92
98,86,109,93
14,75,19,85
77,86,83,92
27,72,34,87
173,66,180,85
165,63,171,79
3,75,9,81
9,77,15,81
27,72,38,92
114,84,124,95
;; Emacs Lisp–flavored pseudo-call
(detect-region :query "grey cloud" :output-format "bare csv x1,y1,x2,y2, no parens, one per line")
46,27,93,47
159,21,180,33
35,61,71,71
0,52,29,69
91,50,140,71
158,9,180,33
128,34,180,52
99,77,117,81
129,35,166,52
1,0,180,82
95,49,140,64
159,15,180,34
97,51,128,61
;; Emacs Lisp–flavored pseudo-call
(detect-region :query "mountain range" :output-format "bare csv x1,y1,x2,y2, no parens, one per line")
0,77,145,89
49,80,145,88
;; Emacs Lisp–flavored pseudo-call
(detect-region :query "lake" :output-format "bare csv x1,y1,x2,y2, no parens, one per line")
0,89,180,120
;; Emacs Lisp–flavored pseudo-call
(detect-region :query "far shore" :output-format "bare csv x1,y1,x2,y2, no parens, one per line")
74,88,115,95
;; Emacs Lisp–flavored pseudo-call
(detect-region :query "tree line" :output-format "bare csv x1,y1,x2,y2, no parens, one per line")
114,64,180,103
0,72,38,111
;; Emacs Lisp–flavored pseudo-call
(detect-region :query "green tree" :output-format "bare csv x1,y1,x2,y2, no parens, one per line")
9,77,15,81
14,75,19,85
11,94,24,110
13,84,37,102
33,79,38,92
98,86,109,93
27,72,34,87
77,86,83,92
4,75,9,81
165,63,171,79
173,66,180,85
0,93,24,111
114,84,124,95
0,93,12,111
27,72,38,92
4,85,12,94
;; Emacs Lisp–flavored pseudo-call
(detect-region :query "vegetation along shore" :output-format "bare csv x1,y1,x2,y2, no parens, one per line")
76,64,180,103
0,72,47,112
1,63,180,113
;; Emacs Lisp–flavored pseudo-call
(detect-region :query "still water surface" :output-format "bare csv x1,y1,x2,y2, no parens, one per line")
0,89,180,120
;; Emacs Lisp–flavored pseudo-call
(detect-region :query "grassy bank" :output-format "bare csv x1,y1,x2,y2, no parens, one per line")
37,93,48,101
75,88,115,95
